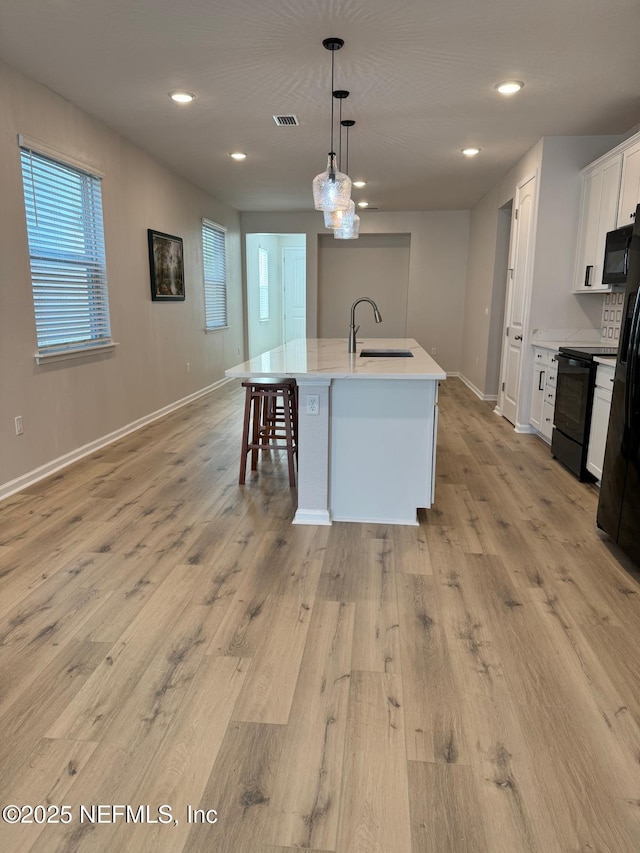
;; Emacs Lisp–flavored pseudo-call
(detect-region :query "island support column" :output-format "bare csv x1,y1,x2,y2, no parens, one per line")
293,377,332,525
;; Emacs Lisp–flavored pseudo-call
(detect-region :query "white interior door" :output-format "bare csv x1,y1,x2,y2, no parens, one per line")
282,246,306,342
500,174,537,426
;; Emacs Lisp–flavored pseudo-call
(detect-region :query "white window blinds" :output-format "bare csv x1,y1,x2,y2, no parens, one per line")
258,247,270,321
202,219,227,329
20,146,112,355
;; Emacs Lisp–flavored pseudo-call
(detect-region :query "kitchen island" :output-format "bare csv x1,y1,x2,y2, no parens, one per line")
226,338,446,526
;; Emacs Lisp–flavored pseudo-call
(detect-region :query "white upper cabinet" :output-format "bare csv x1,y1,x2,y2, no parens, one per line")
573,130,640,294
617,138,640,226
573,153,622,293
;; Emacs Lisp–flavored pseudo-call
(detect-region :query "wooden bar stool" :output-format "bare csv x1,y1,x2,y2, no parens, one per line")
239,377,298,487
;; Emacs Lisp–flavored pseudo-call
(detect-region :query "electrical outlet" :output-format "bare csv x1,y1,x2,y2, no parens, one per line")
431,347,437,356
15,416,24,436
306,395,320,415
186,362,190,373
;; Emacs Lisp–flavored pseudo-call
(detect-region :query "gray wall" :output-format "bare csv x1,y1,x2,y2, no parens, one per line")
318,233,410,339
0,59,243,494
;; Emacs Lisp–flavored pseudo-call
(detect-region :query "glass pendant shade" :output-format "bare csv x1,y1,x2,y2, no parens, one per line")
313,153,352,212
334,212,360,240
324,199,355,229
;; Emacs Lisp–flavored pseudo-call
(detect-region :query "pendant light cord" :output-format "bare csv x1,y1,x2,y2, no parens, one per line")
345,125,349,174
338,98,343,171
329,48,335,166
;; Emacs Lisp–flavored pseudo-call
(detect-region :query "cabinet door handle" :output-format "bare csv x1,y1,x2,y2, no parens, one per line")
514,334,522,341
538,370,545,391
584,265,593,287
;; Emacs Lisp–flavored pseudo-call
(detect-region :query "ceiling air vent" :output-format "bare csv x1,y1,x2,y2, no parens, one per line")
273,114,300,127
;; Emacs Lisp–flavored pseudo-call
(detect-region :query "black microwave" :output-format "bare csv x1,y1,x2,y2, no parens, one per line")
602,223,633,285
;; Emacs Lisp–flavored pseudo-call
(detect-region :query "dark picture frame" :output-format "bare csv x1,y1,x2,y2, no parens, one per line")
148,229,185,301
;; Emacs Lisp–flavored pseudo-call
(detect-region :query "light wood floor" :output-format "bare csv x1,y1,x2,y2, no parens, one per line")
1,378,639,852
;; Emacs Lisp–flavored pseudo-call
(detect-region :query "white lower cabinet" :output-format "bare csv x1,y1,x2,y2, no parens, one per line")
586,362,615,481
530,347,557,442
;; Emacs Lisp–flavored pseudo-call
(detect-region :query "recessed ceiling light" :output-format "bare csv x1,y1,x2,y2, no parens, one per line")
461,147,480,157
230,152,247,160
353,180,367,188
357,201,369,208
495,80,524,96
169,91,195,104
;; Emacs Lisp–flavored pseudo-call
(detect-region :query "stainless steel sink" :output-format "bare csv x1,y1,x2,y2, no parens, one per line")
359,348,414,357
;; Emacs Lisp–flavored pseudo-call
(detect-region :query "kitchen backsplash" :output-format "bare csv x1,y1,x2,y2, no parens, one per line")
601,292,624,344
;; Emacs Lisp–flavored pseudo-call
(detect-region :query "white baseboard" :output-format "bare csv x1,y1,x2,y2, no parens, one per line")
515,423,537,434
330,513,419,526
0,378,233,502
292,508,332,526
452,372,499,403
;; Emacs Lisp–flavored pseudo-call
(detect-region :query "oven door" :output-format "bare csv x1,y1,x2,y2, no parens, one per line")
553,354,592,442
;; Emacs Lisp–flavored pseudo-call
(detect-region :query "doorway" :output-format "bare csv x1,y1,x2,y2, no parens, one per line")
245,234,306,358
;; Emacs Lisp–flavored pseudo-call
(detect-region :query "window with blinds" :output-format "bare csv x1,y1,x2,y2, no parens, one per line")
258,247,270,321
202,219,228,330
20,146,112,356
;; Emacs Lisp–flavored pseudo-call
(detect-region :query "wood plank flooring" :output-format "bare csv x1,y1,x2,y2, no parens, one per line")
1,377,639,852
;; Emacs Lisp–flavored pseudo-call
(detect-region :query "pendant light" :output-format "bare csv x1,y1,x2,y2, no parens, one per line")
324,90,356,229
335,119,360,239
312,38,352,212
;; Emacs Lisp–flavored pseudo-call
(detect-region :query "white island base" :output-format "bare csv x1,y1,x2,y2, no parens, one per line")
226,338,445,526
328,378,438,525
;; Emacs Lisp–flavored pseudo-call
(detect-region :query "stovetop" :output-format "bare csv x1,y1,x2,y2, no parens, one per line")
558,345,619,360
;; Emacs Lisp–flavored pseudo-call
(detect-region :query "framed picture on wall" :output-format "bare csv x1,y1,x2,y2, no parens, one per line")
148,229,185,301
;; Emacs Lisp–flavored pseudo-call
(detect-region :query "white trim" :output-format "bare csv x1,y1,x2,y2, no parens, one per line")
18,133,105,177
35,342,118,365
454,372,499,402
0,377,233,502
292,509,332,526
202,217,227,233
496,168,540,425
330,513,419,526
515,423,536,434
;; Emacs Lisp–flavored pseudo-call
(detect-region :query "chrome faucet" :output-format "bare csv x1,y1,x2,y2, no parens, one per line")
348,297,383,353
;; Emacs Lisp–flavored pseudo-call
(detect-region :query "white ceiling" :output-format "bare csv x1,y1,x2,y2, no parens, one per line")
0,0,638,212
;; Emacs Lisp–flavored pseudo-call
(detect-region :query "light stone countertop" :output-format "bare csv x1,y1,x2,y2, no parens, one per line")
225,338,446,381
531,340,607,352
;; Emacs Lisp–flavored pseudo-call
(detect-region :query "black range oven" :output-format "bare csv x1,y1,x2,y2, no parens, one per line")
551,346,618,480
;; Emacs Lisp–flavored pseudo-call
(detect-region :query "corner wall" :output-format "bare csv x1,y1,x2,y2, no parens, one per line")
461,134,624,398
0,59,243,494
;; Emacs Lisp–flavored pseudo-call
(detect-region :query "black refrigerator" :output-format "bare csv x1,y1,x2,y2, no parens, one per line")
597,204,640,566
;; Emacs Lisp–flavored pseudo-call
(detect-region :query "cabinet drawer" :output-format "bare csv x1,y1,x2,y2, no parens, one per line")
546,370,557,389
541,402,555,441
533,347,560,368
544,386,556,406
533,348,552,366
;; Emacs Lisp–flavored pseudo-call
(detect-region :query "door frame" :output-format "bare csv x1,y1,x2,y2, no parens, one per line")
495,169,540,431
